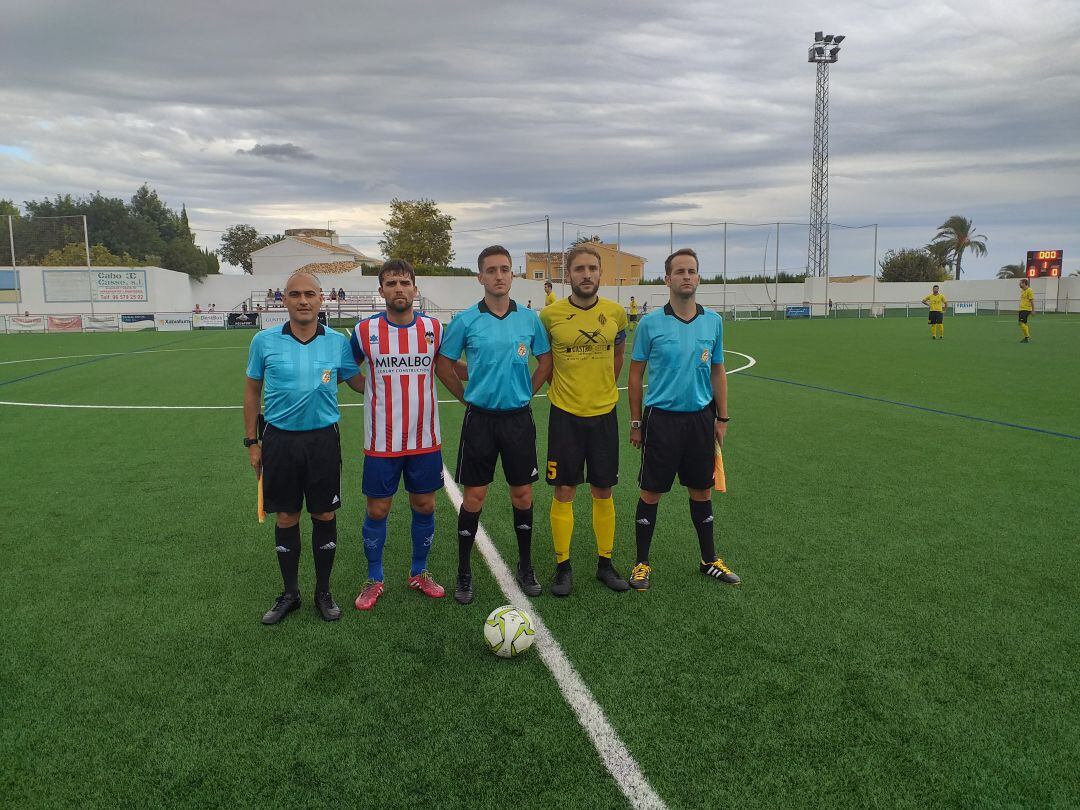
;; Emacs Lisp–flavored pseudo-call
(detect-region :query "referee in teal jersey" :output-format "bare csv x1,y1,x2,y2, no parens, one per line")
244,272,362,624
626,249,741,591
436,245,553,605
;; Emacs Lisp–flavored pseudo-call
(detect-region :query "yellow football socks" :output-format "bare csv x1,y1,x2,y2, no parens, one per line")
592,496,615,559
1021,323,1030,338
551,498,574,563
937,324,944,339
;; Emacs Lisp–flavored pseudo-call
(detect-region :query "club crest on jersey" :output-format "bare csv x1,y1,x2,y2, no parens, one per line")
517,343,527,357
321,369,332,384
598,313,607,326
425,331,435,342
700,349,710,364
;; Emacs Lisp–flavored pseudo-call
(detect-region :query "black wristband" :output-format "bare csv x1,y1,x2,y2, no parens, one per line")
716,416,730,423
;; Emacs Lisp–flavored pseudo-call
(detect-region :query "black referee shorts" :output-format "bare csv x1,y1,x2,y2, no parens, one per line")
638,406,715,493
455,404,539,488
1019,310,1031,324
261,423,342,514
545,404,619,489
928,311,944,324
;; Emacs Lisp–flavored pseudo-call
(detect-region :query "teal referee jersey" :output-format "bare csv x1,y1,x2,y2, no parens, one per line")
439,300,550,410
246,323,360,430
631,304,724,412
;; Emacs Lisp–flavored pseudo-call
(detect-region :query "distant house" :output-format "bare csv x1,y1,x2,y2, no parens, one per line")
525,242,645,287
251,228,378,276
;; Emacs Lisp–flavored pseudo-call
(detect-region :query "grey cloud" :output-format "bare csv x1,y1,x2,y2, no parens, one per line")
236,143,317,162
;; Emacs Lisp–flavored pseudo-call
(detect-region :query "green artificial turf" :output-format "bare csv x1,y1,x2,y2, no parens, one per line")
2,314,1078,808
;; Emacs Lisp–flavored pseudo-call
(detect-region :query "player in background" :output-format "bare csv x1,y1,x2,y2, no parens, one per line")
539,244,630,596
436,246,553,604
349,259,460,610
1019,278,1034,342
628,296,639,331
922,285,947,340
627,249,740,590
543,281,556,308
244,271,363,624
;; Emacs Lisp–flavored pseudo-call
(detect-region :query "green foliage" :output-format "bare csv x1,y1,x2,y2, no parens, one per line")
930,215,988,280
179,204,194,243
41,242,141,267
641,271,809,285
413,264,474,277
218,224,262,274
997,263,1025,279
0,198,19,216
878,248,948,283
202,247,220,275
571,234,602,246
161,237,209,281
379,198,454,266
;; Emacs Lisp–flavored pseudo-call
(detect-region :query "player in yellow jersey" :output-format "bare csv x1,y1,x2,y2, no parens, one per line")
539,244,630,596
921,285,947,339
1018,278,1034,342
628,296,639,330
543,281,556,308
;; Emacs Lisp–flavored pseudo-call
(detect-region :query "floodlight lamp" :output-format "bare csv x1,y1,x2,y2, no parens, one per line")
808,46,817,62
833,34,845,44
815,31,824,42
829,45,841,56
814,46,826,58
823,34,834,44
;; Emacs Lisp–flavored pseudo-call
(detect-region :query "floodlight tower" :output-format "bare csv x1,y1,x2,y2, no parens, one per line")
806,31,845,277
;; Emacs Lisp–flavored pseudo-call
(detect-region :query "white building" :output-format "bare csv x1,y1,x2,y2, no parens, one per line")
250,229,378,276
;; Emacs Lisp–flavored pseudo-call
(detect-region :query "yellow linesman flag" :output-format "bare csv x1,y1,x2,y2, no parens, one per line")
714,441,727,493
257,473,266,523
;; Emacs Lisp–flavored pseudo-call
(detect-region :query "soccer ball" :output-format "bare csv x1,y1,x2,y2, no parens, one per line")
483,605,536,658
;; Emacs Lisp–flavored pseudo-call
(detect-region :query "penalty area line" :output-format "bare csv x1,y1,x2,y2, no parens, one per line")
441,472,666,810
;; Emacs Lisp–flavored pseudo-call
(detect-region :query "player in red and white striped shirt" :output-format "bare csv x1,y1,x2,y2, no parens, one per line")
349,259,459,610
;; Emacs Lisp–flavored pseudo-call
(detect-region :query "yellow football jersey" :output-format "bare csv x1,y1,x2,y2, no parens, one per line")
629,300,639,315
923,293,947,312
540,297,628,417
544,291,556,308
1020,287,1035,311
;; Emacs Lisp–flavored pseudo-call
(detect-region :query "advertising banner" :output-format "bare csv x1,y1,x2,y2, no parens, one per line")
9,315,46,332
953,302,977,315
0,315,6,333
84,314,121,332
785,305,811,319
154,313,193,332
227,312,259,329
43,270,91,302
193,312,226,329
91,270,147,302
47,315,84,332
259,311,328,330
121,314,155,331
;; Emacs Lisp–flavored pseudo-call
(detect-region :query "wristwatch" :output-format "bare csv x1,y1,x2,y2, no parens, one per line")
630,420,642,429
716,416,730,423
243,437,259,447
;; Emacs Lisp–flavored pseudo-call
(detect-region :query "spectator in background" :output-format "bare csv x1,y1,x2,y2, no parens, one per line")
330,288,337,301
194,304,202,313
338,287,345,301
242,301,249,313
266,288,273,301
527,299,533,309
210,303,216,312
274,288,283,306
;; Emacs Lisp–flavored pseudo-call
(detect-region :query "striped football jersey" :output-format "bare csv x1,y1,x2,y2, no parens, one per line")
351,313,442,456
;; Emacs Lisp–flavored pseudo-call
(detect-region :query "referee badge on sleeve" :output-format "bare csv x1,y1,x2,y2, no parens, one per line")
321,369,332,384
700,349,710,364
517,344,527,357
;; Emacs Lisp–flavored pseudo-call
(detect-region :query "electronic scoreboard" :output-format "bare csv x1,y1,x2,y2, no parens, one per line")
1025,250,1063,278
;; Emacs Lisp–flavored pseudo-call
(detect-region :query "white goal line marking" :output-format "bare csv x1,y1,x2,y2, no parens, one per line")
0,351,756,410
441,473,667,810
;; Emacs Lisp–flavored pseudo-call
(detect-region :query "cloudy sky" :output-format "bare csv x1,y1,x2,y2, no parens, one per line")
2,0,1078,279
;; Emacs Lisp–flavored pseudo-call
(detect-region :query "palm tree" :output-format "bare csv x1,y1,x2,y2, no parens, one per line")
930,216,988,280
997,263,1026,279
925,241,954,276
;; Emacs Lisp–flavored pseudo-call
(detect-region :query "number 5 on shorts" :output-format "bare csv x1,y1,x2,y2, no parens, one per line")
547,460,557,480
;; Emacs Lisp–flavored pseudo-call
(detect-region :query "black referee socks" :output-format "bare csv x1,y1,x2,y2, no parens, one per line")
512,506,533,568
311,516,337,594
689,499,716,564
274,524,302,596
635,499,658,564
457,507,481,576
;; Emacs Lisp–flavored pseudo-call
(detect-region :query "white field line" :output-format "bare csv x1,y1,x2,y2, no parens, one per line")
0,351,756,410
441,473,667,810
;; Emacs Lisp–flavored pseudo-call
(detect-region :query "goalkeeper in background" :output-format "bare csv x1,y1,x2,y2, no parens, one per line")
922,285,947,340
627,248,740,591
1019,278,1034,342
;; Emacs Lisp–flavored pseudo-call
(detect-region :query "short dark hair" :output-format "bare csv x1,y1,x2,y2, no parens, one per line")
477,245,512,272
379,258,415,285
544,281,552,290
565,244,602,272
665,248,699,275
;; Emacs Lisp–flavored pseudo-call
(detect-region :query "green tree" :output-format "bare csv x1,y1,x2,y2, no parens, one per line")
379,198,454,266
129,183,183,244
218,224,264,274
997,263,1026,279
930,215,988,280
41,242,139,266
0,199,19,216
571,234,602,246
162,237,208,280
878,248,948,283
179,204,194,243
202,247,220,275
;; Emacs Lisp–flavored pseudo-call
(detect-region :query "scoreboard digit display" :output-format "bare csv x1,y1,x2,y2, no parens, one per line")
1026,250,1063,278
